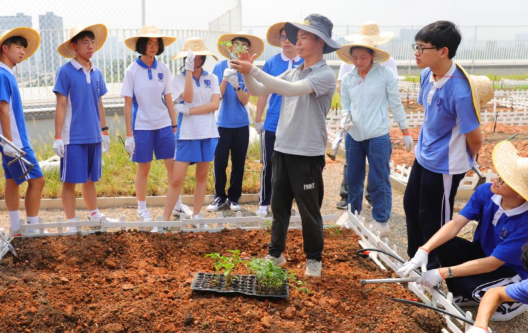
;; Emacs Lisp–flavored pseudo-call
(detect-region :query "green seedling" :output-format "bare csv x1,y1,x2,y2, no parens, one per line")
218,40,248,59
205,250,242,286
264,219,272,231
246,258,310,294
328,225,342,237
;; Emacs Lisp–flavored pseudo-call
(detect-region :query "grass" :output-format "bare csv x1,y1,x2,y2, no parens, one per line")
0,128,262,199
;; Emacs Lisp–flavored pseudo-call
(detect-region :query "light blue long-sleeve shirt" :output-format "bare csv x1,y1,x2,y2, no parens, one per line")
341,62,408,142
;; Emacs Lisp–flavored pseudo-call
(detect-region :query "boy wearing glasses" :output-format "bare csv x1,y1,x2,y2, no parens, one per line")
403,21,483,269
399,140,528,322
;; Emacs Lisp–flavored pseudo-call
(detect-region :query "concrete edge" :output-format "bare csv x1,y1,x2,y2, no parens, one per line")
390,177,474,200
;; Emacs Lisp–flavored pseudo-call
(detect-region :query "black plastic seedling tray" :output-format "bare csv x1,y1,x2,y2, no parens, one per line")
191,272,289,299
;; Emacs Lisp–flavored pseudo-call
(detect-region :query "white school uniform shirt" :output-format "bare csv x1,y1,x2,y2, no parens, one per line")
121,57,173,131
172,70,220,140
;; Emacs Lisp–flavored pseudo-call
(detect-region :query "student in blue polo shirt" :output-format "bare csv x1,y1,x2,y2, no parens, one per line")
54,24,115,229
208,33,264,213
254,22,302,218
121,26,182,226
162,38,220,221
400,140,528,322
403,21,489,269
0,27,45,236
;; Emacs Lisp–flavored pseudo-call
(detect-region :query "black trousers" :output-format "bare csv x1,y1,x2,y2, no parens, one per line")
213,126,249,202
403,159,465,269
436,237,518,302
259,130,276,206
269,151,325,261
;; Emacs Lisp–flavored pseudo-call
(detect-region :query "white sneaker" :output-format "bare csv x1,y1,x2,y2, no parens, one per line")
173,203,192,218
256,205,269,217
491,303,528,321
370,221,390,237
229,200,241,212
207,197,227,212
137,209,152,222
89,213,118,223
304,259,322,278
264,254,287,267
193,214,208,229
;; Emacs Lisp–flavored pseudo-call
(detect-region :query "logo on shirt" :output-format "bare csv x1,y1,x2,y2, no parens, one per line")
158,73,164,82
499,227,510,240
204,79,211,88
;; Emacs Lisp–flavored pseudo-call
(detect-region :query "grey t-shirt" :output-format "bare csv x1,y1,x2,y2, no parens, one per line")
274,59,336,156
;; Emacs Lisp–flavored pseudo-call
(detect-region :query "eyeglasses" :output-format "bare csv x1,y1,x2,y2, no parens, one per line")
412,44,436,53
279,35,288,41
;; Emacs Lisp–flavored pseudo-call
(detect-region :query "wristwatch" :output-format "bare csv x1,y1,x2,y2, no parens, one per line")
101,126,109,131
234,86,242,92
447,267,454,279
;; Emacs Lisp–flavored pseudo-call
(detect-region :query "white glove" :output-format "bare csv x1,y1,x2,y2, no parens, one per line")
403,134,414,152
185,50,195,72
53,139,65,158
102,134,110,153
340,115,353,131
1,141,17,158
254,122,264,134
125,136,135,155
467,326,491,333
175,103,190,116
223,68,239,87
397,247,429,276
416,269,444,289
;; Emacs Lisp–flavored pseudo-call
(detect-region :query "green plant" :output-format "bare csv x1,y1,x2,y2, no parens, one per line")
327,225,342,237
205,250,242,286
218,41,248,59
264,220,272,231
245,258,310,294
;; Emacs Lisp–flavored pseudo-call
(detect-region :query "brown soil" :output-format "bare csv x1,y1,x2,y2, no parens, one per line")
0,229,445,333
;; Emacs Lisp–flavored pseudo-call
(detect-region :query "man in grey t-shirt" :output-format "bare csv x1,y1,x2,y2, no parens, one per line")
231,14,339,278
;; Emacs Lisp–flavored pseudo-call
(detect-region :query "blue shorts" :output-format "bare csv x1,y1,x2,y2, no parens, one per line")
60,143,102,184
1,146,44,185
175,138,218,163
132,126,175,163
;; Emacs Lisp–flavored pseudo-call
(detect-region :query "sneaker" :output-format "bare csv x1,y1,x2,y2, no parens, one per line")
229,200,241,212
137,209,152,222
173,203,193,218
207,197,227,212
336,199,347,210
453,295,479,307
491,302,528,321
151,226,169,233
89,213,118,223
369,221,390,237
256,205,269,217
304,259,322,278
193,214,208,229
9,229,21,237
264,254,287,267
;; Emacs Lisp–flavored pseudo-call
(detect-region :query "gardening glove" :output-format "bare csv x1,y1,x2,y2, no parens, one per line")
53,139,65,158
397,247,429,276
416,269,444,289
184,50,195,72
175,103,190,116
403,134,414,152
1,141,18,158
125,136,135,155
254,122,264,134
102,134,110,153
467,326,491,333
340,115,353,131
223,68,239,87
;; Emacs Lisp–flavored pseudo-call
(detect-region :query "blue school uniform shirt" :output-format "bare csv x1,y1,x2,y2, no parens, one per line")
0,63,30,148
212,59,248,128
506,279,528,304
53,59,108,145
459,183,528,279
262,52,303,132
415,61,480,175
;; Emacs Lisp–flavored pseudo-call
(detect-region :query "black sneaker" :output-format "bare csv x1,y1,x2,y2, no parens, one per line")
207,197,227,212
336,199,347,210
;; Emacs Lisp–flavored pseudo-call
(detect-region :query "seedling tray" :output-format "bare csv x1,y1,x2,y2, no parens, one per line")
191,272,289,299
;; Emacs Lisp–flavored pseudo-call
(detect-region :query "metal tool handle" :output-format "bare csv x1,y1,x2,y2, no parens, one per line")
361,277,418,285
0,134,35,179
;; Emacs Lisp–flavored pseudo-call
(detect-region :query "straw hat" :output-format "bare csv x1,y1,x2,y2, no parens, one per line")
345,21,394,46
217,32,264,59
171,37,218,61
125,26,176,52
336,36,390,64
492,140,528,201
57,24,108,58
456,63,494,123
266,22,287,47
0,27,40,61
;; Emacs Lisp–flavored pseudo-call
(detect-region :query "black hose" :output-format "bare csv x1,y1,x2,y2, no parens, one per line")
390,298,475,325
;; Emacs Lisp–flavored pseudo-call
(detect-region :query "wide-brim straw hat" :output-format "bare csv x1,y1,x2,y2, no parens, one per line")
125,25,176,52
337,36,390,64
345,21,394,46
217,32,264,59
57,24,108,58
285,14,341,54
456,63,494,123
492,140,528,201
0,27,40,61
171,37,218,61
267,22,286,47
